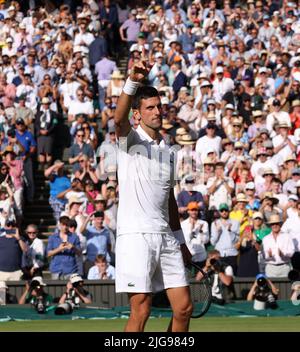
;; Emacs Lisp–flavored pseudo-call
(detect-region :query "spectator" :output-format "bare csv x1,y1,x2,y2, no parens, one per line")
181,201,209,269
21,224,45,280
47,216,82,280
44,161,71,223
87,254,115,280
0,221,27,281
15,117,36,204
35,97,59,167
0,280,18,304
210,203,240,274
262,214,295,278
80,211,111,277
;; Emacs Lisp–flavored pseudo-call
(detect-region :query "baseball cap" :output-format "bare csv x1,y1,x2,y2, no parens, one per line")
187,202,199,211
216,66,224,74
263,140,273,148
256,273,267,281
70,273,83,285
252,212,263,220
259,67,268,74
273,99,281,106
31,276,46,287
207,99,216,105
15,117,25,125
108,125,116,134
219,203,229,211
246,182,255,190
155,52,163,59
225,103,234,110
289,194,299,201
292,168,300,175
200,81,212,88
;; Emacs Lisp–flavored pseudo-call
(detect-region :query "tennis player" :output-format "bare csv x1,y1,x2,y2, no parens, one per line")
114,49,193,332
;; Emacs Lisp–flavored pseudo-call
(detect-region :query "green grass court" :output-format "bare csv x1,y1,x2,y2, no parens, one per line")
1,317,300,332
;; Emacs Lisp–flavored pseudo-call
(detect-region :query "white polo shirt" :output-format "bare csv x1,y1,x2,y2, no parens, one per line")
117,126,175,235
262,231,295,265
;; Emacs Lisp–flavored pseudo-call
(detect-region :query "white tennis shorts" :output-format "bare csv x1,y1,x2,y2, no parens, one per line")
115,233,188,293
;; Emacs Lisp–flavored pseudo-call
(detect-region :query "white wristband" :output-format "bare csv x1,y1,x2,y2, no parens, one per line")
173,229,186,245
123,77,141,96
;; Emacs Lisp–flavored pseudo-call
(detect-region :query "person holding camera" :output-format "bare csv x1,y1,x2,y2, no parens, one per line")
210,203,240,274
18,276,53,313
46,216,82,280
196,249,235,305
0,220,27,281
58,273,92,306
247,273,279,310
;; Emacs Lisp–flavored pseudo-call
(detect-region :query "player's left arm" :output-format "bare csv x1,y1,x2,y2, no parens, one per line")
169,188,192,264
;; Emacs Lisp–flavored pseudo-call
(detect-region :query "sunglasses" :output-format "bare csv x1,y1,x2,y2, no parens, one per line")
79,160,85,163
27,231,37,234
220,209,229,212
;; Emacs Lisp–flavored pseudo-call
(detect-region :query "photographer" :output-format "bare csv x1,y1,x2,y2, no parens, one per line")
18,276,53,313
196,249,235,305
247,273,279,310
58,273,92,307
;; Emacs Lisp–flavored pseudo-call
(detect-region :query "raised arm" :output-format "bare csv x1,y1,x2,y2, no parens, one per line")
114,48,150,138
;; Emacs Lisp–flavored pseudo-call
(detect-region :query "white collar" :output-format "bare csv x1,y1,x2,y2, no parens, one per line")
136,125,165,147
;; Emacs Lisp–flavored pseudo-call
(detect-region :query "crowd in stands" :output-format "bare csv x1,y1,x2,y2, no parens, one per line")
0,0,300,301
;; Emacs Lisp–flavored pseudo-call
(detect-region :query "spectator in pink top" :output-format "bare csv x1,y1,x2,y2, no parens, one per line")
0,73,16,108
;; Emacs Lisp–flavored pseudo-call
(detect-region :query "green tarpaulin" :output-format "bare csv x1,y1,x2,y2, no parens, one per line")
0,301,299,322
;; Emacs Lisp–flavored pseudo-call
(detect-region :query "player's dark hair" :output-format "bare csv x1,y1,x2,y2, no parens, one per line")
132,86,160,110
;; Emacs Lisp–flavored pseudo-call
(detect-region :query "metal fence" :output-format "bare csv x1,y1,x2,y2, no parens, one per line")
6,278,293,307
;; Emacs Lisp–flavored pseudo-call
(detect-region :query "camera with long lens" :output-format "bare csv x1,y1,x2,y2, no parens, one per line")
209,258,226,273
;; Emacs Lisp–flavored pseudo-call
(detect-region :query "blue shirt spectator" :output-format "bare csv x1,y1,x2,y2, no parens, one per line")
47,229,81,278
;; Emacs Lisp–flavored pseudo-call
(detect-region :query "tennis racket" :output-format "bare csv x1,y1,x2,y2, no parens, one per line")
187,262,212,318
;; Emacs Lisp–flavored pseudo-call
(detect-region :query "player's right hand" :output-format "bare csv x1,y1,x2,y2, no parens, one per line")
129,47,150,83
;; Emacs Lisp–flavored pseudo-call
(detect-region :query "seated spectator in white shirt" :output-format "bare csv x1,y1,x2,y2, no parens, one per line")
87,254,115,280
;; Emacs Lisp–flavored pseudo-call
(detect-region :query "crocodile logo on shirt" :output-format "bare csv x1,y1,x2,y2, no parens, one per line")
128,283,135,287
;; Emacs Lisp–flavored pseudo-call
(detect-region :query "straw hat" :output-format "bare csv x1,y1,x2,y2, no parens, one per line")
268,214,282,225
236,193,248,203
262,167,275,176
292,100,300,108
177,134,196,145
261,192,279,204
